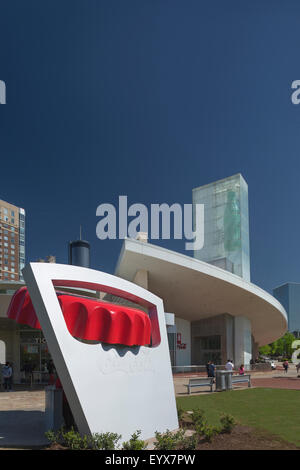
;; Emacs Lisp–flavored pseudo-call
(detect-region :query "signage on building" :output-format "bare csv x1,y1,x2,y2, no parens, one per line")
177,332,186,350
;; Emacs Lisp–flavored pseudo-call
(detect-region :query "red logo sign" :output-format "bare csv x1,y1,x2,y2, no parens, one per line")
177,333,186,350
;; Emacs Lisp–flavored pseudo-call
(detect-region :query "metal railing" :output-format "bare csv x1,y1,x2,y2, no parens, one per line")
172,365,227,375
172,362,272,375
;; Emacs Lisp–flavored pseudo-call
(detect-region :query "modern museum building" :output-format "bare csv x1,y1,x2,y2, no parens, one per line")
0,174,288,382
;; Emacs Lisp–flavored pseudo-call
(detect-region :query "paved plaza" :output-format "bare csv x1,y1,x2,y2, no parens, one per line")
174,366,300,395
0,387,48,448
0,367,299,448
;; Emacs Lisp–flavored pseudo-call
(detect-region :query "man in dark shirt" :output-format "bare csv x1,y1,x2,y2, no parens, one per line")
206,361,211,377
208,362,215,378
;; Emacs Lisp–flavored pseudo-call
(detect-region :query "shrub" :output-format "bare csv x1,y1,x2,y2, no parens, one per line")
91,432,121,450
179,433,198,450
122,430,146,450
45,429,59,445
61,427,89,450
191,408,220,443
154,429,185,450
191,408,206,428
196,423,219,443
219,413,236,434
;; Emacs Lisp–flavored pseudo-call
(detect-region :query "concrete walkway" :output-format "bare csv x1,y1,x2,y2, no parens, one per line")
0,388,48,448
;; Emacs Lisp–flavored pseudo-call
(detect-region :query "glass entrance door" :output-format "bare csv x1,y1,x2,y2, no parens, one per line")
20,327,52,383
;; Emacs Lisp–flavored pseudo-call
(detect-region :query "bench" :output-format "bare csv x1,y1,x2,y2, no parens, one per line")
231,374,251,388
184,377,214,394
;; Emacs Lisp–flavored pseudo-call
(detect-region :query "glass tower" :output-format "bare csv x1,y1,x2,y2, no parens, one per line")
192,174,250,281
273,283,300,336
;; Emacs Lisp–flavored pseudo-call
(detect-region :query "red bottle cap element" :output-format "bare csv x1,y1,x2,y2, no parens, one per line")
7,286,151,346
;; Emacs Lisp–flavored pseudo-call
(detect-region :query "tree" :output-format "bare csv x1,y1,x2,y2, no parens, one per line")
259,332,296,358
258,344,272,356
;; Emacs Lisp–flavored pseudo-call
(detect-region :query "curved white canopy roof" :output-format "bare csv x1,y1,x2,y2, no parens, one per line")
115,239,287,346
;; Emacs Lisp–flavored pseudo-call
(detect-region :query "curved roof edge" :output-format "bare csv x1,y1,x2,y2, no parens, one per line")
115,239,288,345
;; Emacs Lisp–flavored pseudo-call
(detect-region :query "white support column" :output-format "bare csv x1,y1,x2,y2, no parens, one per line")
234,316,252,367
225,315,234,364
133,269,148,290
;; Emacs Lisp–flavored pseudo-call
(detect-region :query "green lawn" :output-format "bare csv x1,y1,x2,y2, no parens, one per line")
177,388,300,446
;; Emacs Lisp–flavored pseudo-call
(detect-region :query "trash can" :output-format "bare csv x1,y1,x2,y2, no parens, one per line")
215,370,227,391
45,385,64,431
224,371,233,390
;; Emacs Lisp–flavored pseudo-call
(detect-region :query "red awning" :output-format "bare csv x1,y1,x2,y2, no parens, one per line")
7,286,151,346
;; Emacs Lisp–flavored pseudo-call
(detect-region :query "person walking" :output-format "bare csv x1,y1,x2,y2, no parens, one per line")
208,361,215,379
283,360,289,373
225,359,234,371
2,362,12,391
296,362,300,377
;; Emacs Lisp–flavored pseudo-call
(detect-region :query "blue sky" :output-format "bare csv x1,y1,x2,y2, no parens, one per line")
0,0,300,293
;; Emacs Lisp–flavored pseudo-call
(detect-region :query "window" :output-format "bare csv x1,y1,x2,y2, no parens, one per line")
11,211,14,217
3,236,8,241
11,244,15,249
11,274,15,279
198,335,221,350
3,208,8,215
11,219,14,224
11,250,15,255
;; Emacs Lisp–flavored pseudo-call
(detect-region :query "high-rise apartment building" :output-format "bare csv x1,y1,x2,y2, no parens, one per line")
192,174,250,281
0,199,25,282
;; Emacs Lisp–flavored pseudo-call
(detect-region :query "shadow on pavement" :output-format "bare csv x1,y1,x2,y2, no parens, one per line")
0,410,48,448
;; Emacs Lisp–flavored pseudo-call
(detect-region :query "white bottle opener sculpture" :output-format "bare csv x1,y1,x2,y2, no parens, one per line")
22,263,178,441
